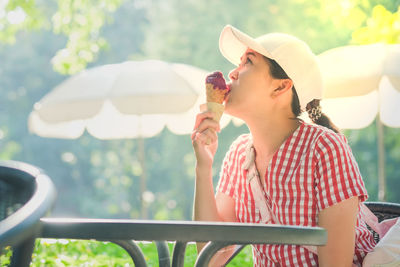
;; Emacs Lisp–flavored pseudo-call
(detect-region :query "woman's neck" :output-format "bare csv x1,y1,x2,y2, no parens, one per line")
247,115,301,159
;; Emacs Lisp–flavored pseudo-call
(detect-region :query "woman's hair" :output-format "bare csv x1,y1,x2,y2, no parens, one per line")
264,56,340,133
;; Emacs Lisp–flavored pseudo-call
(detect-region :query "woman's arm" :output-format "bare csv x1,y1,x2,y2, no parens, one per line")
317,196,359,267
204,193,237,266
192,111,237,265
192,110,223,224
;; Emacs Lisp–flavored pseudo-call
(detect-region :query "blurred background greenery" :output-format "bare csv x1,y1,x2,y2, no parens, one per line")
0,0,399,220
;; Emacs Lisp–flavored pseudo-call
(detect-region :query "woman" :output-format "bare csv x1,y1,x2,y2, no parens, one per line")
192,25,375,266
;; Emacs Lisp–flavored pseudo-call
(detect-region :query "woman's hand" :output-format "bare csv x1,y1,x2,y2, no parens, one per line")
191,111,221,168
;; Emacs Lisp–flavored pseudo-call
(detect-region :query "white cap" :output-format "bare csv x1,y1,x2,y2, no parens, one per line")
219,25,323,109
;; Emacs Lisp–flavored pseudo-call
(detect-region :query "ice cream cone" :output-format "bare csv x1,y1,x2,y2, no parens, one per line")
200,71,230,145
200,102,225,122
205,71,230,104
206,83,226,104
200,102,224,145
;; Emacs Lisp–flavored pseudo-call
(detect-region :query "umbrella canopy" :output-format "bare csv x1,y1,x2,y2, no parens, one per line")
28,59,235,219
29,60,232,139
319,43,400,129
318,44,400,201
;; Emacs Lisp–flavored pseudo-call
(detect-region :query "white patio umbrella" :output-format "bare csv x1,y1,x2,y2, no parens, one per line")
28,59,232,218
318,44,400,201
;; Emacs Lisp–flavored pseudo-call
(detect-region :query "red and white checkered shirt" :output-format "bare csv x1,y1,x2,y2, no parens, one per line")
216,121,375,266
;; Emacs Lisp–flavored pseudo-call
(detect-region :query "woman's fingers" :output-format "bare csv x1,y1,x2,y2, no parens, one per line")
193,111,213,130
193,111,221,132
195,117,221,134
192,110,221,146
192,128,218,146
200,128,217,145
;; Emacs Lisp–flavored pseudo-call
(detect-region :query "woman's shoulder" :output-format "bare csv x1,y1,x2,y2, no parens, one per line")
302,121,348,145
301,122,353,161
233,133,252,144
226,133,252,154
220,134,251,167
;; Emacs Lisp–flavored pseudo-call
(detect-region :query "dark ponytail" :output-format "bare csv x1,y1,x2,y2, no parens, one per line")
264,56,340,133
305,99,340,133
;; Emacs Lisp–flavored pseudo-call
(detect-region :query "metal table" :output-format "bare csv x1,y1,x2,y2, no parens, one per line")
40,218,327,266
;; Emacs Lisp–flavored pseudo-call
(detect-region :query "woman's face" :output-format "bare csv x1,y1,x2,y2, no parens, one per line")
224,48,280,119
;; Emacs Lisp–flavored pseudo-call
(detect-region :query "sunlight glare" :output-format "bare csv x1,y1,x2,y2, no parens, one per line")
6,7,26,24
0,0,8,18
340,0,352,16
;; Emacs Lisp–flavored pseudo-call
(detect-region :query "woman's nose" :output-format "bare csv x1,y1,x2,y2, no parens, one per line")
229,68,238,81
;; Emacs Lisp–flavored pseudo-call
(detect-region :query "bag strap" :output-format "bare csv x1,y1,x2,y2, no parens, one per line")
247,164,272,224
360,203,399,238
360,203,381,234
244,146,272,222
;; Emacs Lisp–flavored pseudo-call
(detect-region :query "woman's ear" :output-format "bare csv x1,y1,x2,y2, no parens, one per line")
272,79,293,97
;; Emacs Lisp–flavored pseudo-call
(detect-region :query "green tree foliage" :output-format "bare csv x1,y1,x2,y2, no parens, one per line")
0,0,125,74
51,0,124,74
0,0,45,43
352,4,400,43
0,1,152,219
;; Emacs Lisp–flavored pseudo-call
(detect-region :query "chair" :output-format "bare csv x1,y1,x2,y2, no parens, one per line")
0,160,56,267
364,201,400,242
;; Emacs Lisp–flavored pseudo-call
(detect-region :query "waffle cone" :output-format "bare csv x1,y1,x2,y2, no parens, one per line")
206,83,226,104
200,102,225,122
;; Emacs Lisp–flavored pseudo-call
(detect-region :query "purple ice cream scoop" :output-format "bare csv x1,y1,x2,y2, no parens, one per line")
206,71,228,90
205,71,230,103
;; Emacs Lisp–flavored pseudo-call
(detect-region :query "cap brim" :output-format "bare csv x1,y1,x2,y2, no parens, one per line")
219,25,272,66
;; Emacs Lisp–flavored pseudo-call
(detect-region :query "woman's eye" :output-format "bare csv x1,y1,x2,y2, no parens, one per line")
239,57,252,67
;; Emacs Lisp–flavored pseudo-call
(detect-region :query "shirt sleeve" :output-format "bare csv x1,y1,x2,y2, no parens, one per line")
215,134,248,198
216,149,235,198
314,131,368,212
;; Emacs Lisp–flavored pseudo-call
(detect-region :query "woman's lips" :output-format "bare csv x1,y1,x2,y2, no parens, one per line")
223,85,232,103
